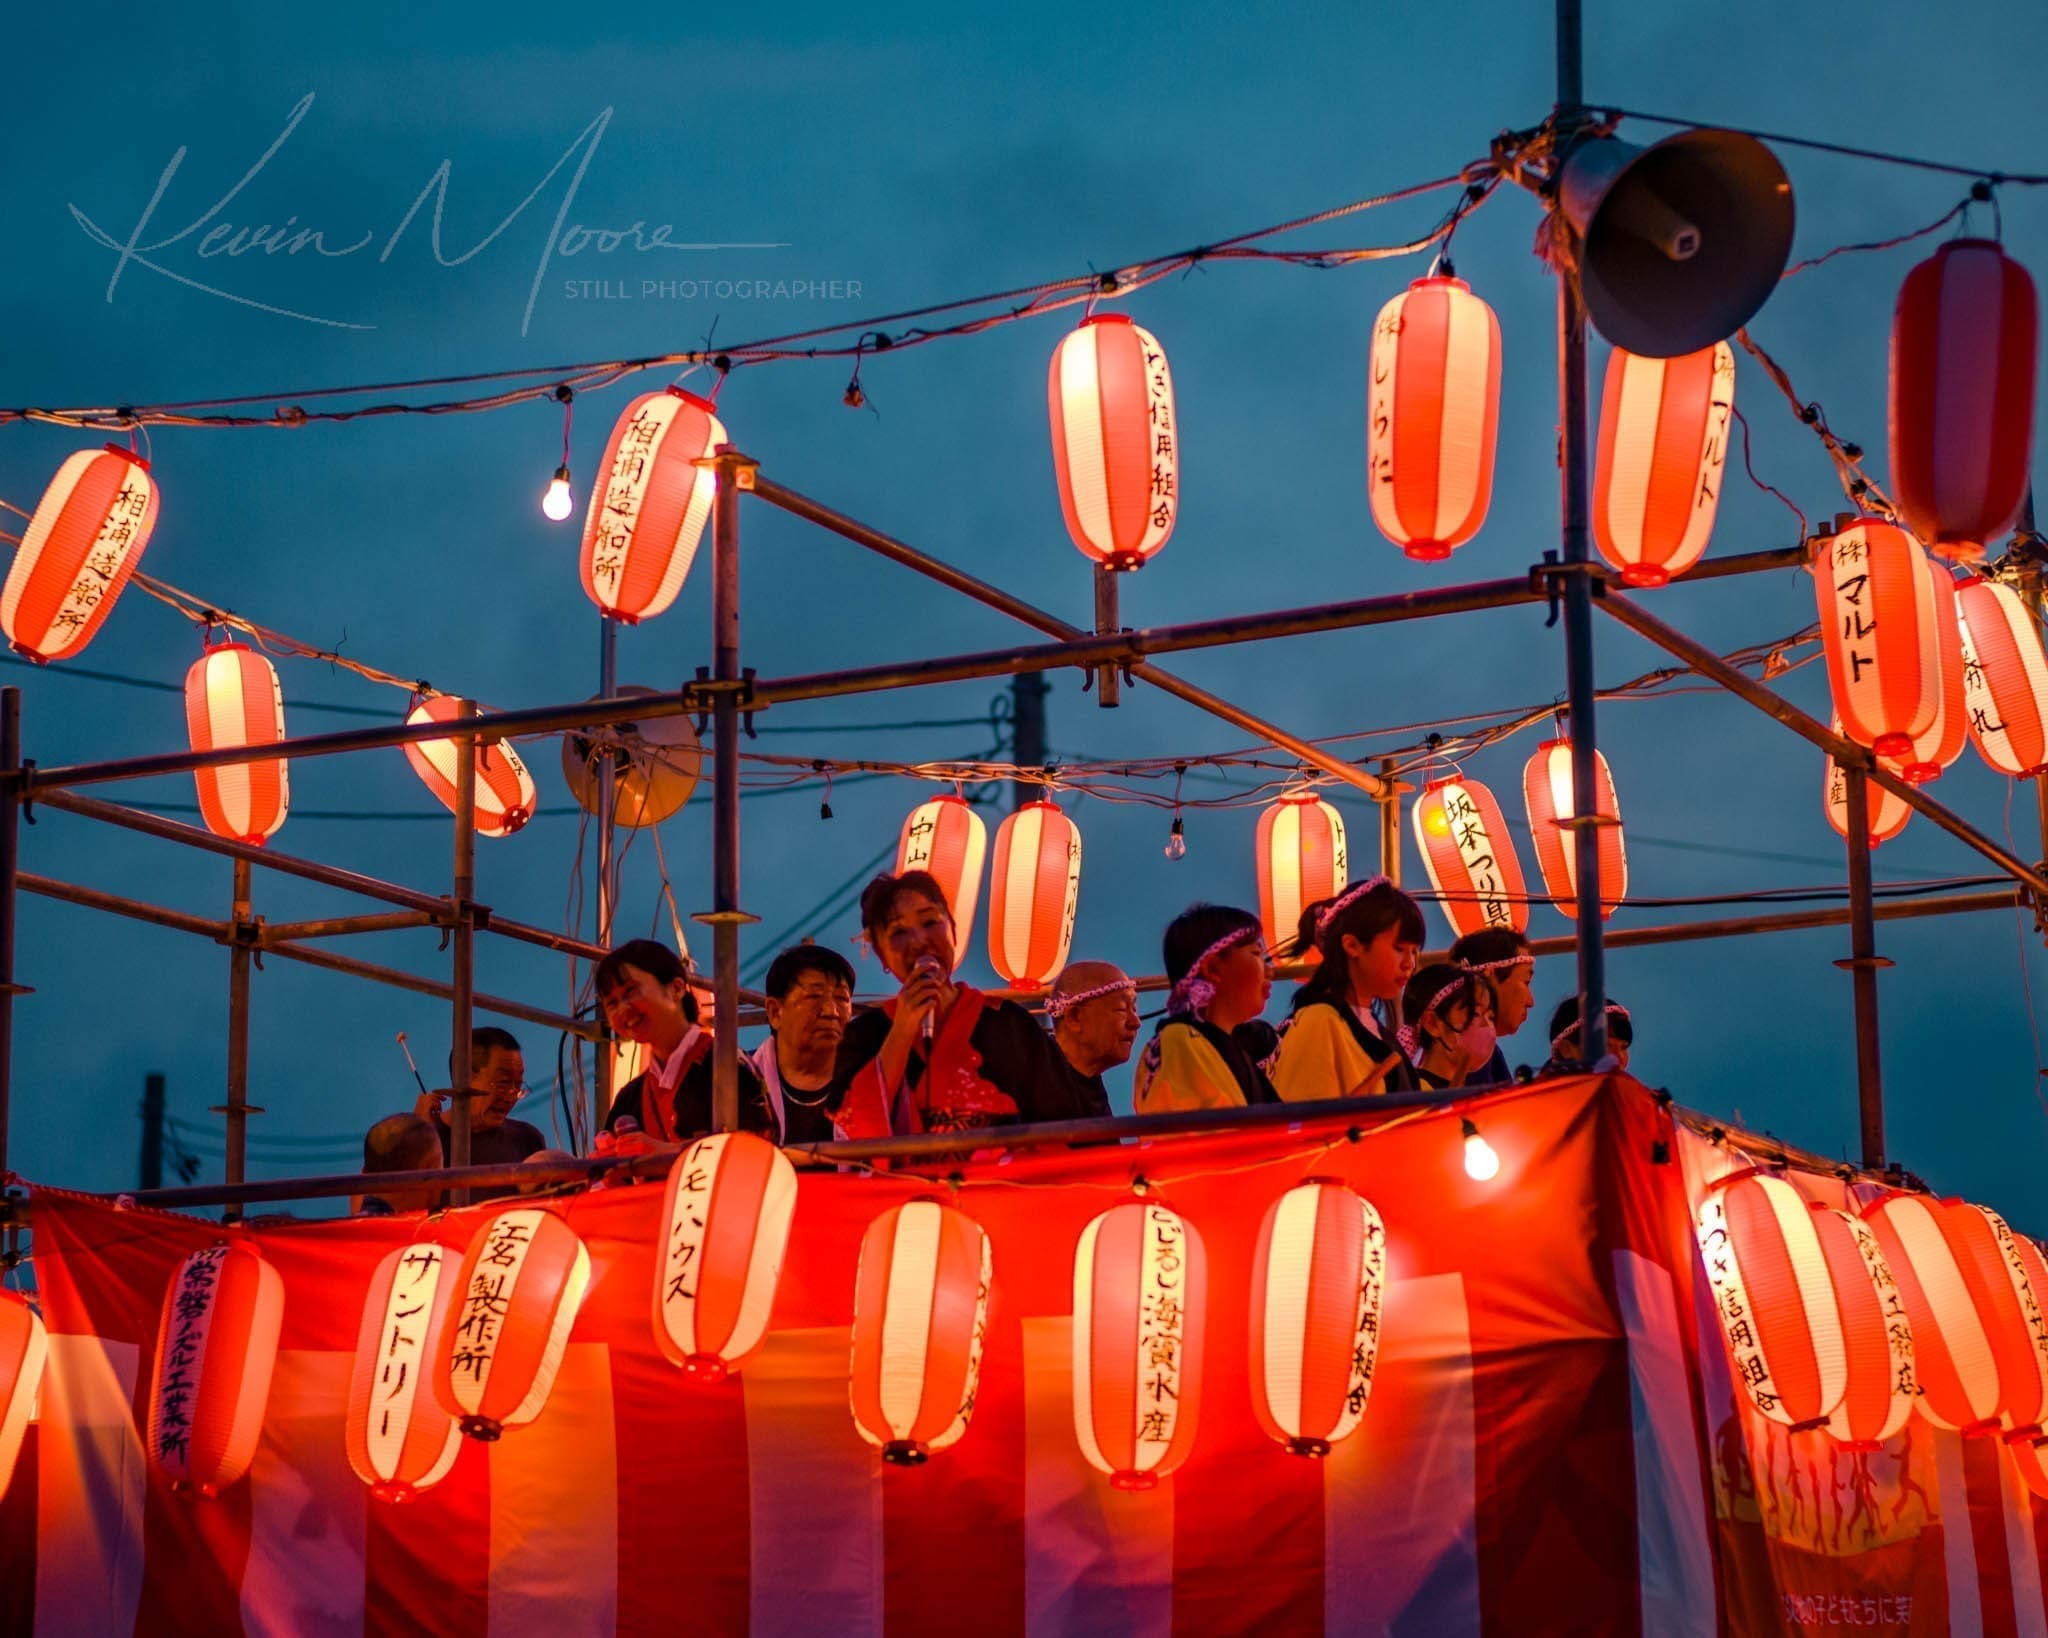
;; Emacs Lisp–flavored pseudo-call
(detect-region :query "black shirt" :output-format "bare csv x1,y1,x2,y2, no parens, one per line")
830,994,1092,1130
1045,1036,1115,1121
428,1112,547,1202
604,1050,772,1142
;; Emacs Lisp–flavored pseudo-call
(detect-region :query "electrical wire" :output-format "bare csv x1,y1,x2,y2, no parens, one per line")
1604,108,2048,187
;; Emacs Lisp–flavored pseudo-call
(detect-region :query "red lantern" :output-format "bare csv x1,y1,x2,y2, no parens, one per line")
1255,794,1348,955
345,1244,463,1502
184,642,289,845
1809,1206,1917,1448
1521,738,1626,920
1861,1193,2004,1434
1697,1175,1848,1430
897,793,988,970
1248,1180,1385,1458
1889,239,2037,554
0,1290,47,1496
1877,557,1966,783
1073,1199,1206,1489
848,1200,992,1464
1813,520,1943,759
1956,575,2048,778
1941,1203,2048,1439
1592,342,1735,586
1367,274,1502,562
2015,1437,2048,1502
435,1209,591,1441
1411,776,1528,940
147,1242,284,1496
654,1132,797,1382
0,445,158,662
580,389,725,623
1824,717,1911,848
403,696,538,837
1048,314,1177,568
2005,1232,2048,1440
987,799,1081,990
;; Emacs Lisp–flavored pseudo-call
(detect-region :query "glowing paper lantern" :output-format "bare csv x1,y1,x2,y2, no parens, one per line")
1048,314,1177,568
345,1244,462,1502
436,1209,591,1441
0,1290,47,1495
848,1200,992,1463
580,388,726,622
1889,239,2037,555
1943,1203,2048,1439
1813,520,1943,758
0,445,158,662
1248,1180,1385,1458
2005,1231,2048,1439
1808,1206,1916,1447
654,1131,798,1382
1862,1193,2004,1434
1366,274,1502,562
1877,557,1966,783
1956,574,2048,778
403,696,538,838
1411,775,1528,940
1823,717,1910,849
1073,1199,1206,1489
897,793,988,971
184,642,289,845
1521,737,1626,920
147,1242,284,1496
2015,1438,2048,1502
1697,1175,1847,1429
1255,794,1348,955
1592,341,1735,586
987,800,1081,991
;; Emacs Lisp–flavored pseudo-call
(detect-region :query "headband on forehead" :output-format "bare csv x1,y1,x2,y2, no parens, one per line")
1167,923,1261,1018
1312,875,1393,938
1044,976,1136,1023
1397,973,1483,1062
1550,1002,1633,1053
1462,954,1531,974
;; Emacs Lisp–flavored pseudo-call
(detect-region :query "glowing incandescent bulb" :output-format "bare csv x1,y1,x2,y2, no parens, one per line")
1461,1118,1500,1181
541,466,575,521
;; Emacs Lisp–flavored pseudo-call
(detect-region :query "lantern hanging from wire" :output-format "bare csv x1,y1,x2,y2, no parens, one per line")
1248,1180,1385,1458
345,1243,463,1502
184,641,289,845
1823,717,1911,849
147,1241,285,1497
1073,1199,1207,1489
1861,1193,2005,1434
403,696,538,837
1876,556,1966,784
654,1131,798,1382
1808,1205,1917,1448
1956,574,2048,778
1812,519,1943,759
1521,736,1626,920
1888,238,2037,557
580,388,726,623
848,1199,992,1464
1592,341,1735,586
1943,1202,2048,1440
897,793,988,971
987,799,1081,990
1255,793,1348,956
435,1208,591,1441
0,1290,47,1496
1048,313,1177,569
1411,775,1528,940
0,445,158,663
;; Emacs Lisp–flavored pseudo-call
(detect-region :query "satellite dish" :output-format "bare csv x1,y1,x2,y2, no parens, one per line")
561,686,703,828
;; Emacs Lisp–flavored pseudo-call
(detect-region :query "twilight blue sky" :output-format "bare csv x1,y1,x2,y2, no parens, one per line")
3,2,2044,1222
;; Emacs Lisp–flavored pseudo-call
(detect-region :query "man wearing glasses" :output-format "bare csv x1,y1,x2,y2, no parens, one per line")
415,1024,548,1197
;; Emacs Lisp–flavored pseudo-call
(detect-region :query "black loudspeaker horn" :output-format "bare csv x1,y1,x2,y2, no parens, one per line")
1558,127,1795,358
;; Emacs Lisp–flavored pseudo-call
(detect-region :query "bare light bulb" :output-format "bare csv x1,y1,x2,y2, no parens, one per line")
1461,1117,1499,1182
1164,815,1187,861
542,465,575,521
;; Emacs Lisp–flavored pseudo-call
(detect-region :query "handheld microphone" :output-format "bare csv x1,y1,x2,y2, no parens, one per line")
917,958,938,1048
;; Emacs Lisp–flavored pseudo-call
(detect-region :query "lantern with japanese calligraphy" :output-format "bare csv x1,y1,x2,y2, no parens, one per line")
1888,239,2037,556
848,1199,992,1464
1940,1203,2048,1440
1073,1199,1207,1489
1248,1180,1385,1458
1255,794,1348,955
402,696,538,837
435,1208,591,1442
1861,1193,2005,1434
1592,341,1735,586
1411,776,1528,940
345,1243,463,1502
580,388,726,622
1812,520,1943,759
0,445,158,662
1048,314,1177,568
1956,574,2048,778
1824,718,1911,849
653,1131,798,1382
1697,1174,1848,1430
1521,737,1626,920
1808,1205,1918,1447
184,642,289,845
1877,557,1967,784
146,1242,284,1497
987,799,1081,991
0,1289,47,1495
2004,1232,2048,1441
897,793,987,972
1366,272,1502,562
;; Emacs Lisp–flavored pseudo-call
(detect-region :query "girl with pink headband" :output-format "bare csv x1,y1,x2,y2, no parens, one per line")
1133,903,1280,1113
1398,962,1499,1092
1271,876,1426,1101
1539,996,1635,1077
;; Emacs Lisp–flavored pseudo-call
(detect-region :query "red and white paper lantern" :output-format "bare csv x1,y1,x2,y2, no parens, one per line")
1877,557,1967,783
1592,342,1736,586
185,642,289,845
1411,775,1528,940
580,389,726,622
1862,1193,2005,1434
0,1290,47,1495
1248,1180,1385,1458
1048,314,1177,569
654,1131,798,1382
1824,716,1911,849
345,1243,463,1502
1813,520,1944,759
1944,1203,2048,1439
1956,574,2048,778
1522,737,1626,920
0,445,158,662
147,1241,284,1496
1255,794,1348,956
2005,1231,2048,1440
987,800,1081,990
1809,1206,1917,1448
897,793,988,971
848,1200,992,1464
403,696,538,837
1073,1200,1206,1489
435,1209,591,1441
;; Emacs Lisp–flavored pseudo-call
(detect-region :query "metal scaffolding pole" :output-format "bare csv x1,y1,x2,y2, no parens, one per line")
595,614,619,1132
1838,767,1890,1167
0,687,21,1178
449,701,478,1199
1377,757,1401,885
218,857,256,1205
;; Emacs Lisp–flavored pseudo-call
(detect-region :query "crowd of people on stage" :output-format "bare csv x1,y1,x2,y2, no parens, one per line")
359,869,1636,1197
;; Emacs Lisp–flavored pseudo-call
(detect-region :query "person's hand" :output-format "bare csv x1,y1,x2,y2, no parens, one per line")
889,957,946,1049
413,1087,451,1121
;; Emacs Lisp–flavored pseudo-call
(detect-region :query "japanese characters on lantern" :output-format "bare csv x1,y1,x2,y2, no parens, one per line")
1521,737,1626,919
402,696,538,837
987,800,1081,991
1823,717,1911,849
1255,794,1348,955
1073,1199,1206,1489
1946,1203,2048,1439
580,389,726,622
897,793,988,971
1248,1181,1385,1458
436,1209,592,1441
184,642,290,845
1861,1193,2004,1434
147,1242,285,1497
1048,313,1177,568
1955,574,2048,778
1809,1206,1917,1448
0,445,158,662
848,1200,993,1464
0,1290,47,1496
1592,341,1735,586
2002,1230,2048,1440
345,1243,463,1502
1411,776,1528,940
653,1132,798,1382
1813,520,1942,760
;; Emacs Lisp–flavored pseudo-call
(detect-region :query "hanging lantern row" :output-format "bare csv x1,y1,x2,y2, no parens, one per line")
1412,774,1529,941
894,796,1079,990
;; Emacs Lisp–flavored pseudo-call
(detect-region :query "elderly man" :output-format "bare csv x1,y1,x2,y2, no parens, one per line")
1448,927,1534,1084
1044,960,1139,1119
411,1025,547,1199
752,943,856,1145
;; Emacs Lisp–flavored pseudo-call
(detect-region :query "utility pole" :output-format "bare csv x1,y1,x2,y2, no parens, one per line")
1010,672,1048,811
140,1070,165,1190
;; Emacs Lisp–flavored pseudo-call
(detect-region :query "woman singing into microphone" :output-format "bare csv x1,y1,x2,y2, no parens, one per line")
827,870,1084,1138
